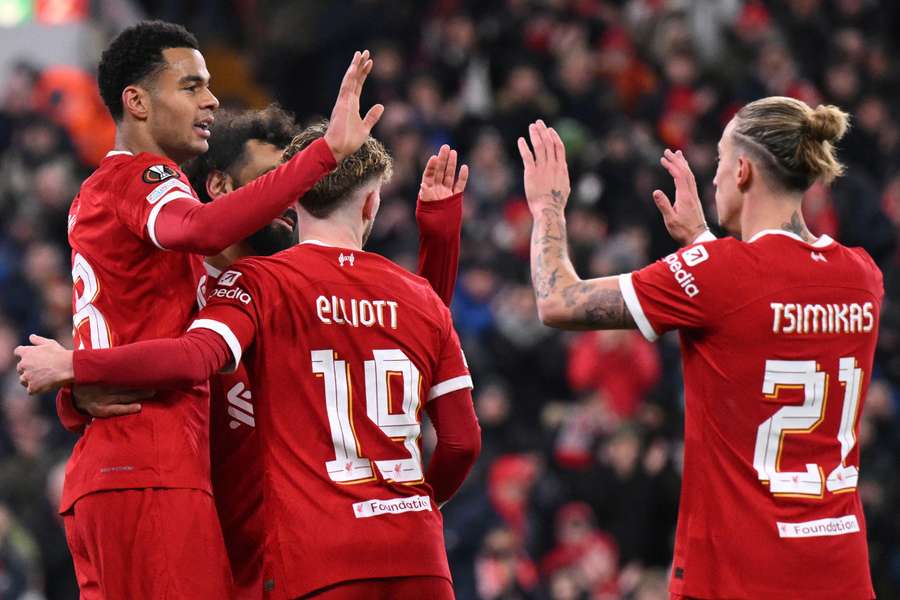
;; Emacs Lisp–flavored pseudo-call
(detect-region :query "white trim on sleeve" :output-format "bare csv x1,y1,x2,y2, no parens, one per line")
188,318,242,373
691,230,718,244
147,190,195,249
618,273,659,342
428,375,474,401
203,262,223,278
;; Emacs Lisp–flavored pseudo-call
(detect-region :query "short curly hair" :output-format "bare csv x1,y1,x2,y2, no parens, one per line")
98,20,199,121
282,122,393,218
183,105,298,203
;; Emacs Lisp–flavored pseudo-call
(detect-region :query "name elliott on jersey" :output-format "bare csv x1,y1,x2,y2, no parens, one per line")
316,295,399,329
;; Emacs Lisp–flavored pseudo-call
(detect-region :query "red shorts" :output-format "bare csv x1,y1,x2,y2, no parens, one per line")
63,488,233,599
300,576,454,599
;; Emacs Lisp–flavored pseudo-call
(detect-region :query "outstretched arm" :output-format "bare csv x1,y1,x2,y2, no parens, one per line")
15,331,234,396
518,120,636,331
416,144,468,306
151,50,385,255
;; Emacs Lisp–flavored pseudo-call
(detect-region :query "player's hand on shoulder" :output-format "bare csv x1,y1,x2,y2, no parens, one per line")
518,119,571,216
324,50,385,162
419,144,469,202
73,385,149,418
654,149,710,246
13,335,74,394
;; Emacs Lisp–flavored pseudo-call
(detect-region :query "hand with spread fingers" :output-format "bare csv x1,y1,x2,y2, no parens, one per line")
324,50,385,162
654,148,710,245
14,334,74,395
518,120,571,216
420,144,469,202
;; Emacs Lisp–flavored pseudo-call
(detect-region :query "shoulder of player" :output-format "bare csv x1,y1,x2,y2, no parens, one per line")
367,253,447,304
111,152,189,191
661,236,743,273
840,244,884,291
221,256,272,282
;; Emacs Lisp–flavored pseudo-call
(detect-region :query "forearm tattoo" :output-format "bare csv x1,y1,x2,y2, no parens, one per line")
530,192,635,329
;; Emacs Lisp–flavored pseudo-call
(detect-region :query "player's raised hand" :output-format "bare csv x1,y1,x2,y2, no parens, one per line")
419,144,469,202
324,50,385,162
518,120,571,216
73,385,150,418
654,149,709,245
14,334,74,394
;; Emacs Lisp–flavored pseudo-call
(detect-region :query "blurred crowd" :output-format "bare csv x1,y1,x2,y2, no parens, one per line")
1,1,899,599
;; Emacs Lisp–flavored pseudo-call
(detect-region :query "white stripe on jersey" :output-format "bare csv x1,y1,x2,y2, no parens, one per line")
618,272,659,342
428,375,473,400
147,190,195,250
188,318,242,373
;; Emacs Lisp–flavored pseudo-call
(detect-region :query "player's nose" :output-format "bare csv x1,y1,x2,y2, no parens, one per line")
201,88,219,111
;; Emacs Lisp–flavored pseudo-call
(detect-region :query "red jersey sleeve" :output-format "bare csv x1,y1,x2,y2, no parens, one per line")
428,306,473,401
619,239,739,341
416,192,463,306
112,159,196,247
188,262,266,372
113,139,336,255
73,263,268,388
55,386,88,433
424,387,480,504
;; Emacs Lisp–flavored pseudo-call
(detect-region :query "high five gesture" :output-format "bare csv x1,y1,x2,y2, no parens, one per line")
324,50,385,161
518,120,634,331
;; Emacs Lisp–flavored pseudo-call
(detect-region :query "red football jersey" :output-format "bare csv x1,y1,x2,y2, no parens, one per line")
200,262,263,600
206,195,463,599
196,241,472,599
62,151,210,511
620,230,881,600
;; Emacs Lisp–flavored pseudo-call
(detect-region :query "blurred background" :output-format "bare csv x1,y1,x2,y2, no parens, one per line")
1,0,899,598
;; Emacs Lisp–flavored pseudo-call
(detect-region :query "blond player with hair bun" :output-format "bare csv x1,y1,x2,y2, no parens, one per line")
518,96,881,599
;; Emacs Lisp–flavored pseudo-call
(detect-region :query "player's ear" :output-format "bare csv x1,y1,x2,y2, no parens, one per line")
122,85,150,121
206,170,233,199
736,155,752,191
362,189,380,222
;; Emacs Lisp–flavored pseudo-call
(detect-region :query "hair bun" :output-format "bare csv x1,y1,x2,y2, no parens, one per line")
808,105,850,143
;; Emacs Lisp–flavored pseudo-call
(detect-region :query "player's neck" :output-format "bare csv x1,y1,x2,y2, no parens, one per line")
112,123,171,162
297,213,364,250
206,242,252,270
740,192,815,243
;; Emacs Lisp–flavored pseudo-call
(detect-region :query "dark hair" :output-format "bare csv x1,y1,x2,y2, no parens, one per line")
98,20,199,121
183,105,298,203
732,96,849,191
281,122,393,218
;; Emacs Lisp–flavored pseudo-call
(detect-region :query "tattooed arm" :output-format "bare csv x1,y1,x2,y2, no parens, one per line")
518,120,636,331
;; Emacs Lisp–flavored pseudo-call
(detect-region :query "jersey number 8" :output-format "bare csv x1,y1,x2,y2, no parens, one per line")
72,253,111,349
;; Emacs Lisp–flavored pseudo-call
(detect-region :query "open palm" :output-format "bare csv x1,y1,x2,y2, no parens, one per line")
420,144,469,202
324,50,385,162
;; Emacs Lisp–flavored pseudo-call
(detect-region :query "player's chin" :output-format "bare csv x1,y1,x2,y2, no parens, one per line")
191,138,210,154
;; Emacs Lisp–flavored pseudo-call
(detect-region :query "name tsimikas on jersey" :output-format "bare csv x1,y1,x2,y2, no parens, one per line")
770,301,875,334
663,244,708,298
